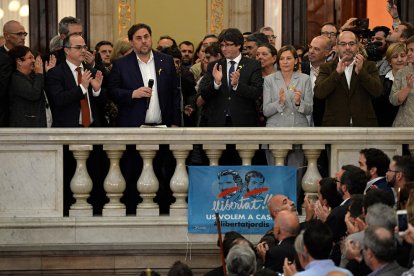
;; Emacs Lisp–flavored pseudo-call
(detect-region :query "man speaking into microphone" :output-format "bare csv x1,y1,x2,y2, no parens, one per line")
108,23,181,127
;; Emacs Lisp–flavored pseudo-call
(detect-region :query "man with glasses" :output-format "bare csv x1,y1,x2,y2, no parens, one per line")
320,22,338,61
314,31,382,127
199,28,263,127
0,20,27,126
260,26,277,47
46,34,104,127
52,16,95,66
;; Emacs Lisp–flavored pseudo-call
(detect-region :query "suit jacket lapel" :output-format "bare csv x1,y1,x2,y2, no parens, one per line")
153,51,162,94
333,59,351,94
62,62,77,89
349,68,358,96
127,51,144,87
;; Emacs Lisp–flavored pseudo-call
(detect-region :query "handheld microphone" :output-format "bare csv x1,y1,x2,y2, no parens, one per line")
147,79,154,109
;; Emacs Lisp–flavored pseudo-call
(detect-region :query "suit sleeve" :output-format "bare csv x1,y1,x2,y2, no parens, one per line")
355,61,382,98
389,68,405,106
9,73,44,102
0,53,12,100
46,67,85,107
263,76,282,118
199,62,218,102
107,61,135,106
234,60,263,100
314,63,342,99
297,76,313,115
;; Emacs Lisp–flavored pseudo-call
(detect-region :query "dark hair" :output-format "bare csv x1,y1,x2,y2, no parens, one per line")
319,177,342,209
321,22,338,31
179,40,194,48
95,40,113,51
303,220,333,259
219,231,244,258
340,165,366,195
245,170,265,184
161,46,182,60
276,45,299,71
218,169,243,186
218,28,244,49
246,32,269,46
167,261,193,276
58,16,81,36
349,194,364,218
158,35,177,48
204,42,222,57
203,34,218,42
364,189,395,212
257,43,277,57
62,33,83,49
364,226,397,263
8,45,30,62
402,31,414,42
360,148,390,177
396,156,414,182
372,26,390,37
128,23,152,41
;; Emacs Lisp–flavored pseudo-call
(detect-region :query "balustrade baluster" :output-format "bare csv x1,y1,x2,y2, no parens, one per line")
69,145,93,217
169,145,191,216
102,145,126,216
136,145,159,216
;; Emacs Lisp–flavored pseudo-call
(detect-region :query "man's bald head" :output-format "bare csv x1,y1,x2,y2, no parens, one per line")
267,194,296,219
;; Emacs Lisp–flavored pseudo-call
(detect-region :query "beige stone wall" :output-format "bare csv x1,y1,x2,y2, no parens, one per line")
88,0,253,49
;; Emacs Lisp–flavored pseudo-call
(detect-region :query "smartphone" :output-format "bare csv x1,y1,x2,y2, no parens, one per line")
387,0,396,7
397,210,408,234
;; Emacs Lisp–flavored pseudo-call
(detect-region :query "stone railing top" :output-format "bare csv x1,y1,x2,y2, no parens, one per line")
0,127,413,145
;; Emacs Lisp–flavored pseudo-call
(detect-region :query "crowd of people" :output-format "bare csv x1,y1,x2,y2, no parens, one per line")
2,3,414,275
0,3,413,130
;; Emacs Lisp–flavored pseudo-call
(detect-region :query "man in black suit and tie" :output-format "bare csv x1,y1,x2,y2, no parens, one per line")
46,34,104,127
315,165,366,265
199,28,263,127
0,20,27,126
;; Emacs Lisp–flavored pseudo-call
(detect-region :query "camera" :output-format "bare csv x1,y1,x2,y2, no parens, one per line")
365,40,384,61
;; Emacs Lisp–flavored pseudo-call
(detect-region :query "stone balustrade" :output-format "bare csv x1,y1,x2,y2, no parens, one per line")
0,127,409,249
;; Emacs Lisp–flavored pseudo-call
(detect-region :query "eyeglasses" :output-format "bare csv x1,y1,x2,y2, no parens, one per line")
321,31,338,37
9,32,28,37
220,42,235,48
337,41,357,47
266,35,277,40
66,45,88,50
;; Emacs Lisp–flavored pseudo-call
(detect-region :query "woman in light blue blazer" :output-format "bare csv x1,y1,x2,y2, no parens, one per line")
263,45,313,127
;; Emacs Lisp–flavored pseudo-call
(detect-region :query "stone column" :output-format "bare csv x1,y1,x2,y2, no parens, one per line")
69,145,93,217
204,145,226,166
236,144,258,166
169,145,192,216
302,145,323,202
269,145,291,166
102,145,126,217
136,145,159,216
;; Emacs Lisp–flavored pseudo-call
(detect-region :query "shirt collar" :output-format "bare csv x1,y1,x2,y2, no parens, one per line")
227,53,242,65
385,70,394,81
66,60,84,71
136,50,154,64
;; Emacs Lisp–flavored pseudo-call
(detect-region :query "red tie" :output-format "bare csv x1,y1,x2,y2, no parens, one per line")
76,67,91,127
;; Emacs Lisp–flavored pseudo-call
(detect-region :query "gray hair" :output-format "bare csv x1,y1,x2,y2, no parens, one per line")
226,244,256,276
49,35,63,52
364,226,397,263
58,16,81,36
294,230,305,256
365,203,397,231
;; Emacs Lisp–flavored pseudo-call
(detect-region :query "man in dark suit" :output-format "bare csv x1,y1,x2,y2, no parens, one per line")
321,165,366,265
358,148,393,197
46,34,104,127
108,23,181,127
0,20,27,126
314,31,382,127
264,210,300,274
199,28,263,127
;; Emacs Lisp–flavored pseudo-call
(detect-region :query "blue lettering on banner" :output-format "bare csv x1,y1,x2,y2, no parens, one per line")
188,166,297,234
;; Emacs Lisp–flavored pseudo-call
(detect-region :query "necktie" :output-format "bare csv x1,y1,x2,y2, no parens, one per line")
76,67,91,127
228,60,236,91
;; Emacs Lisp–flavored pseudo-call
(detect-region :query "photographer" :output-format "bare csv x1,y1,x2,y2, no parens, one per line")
370,26,391,75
